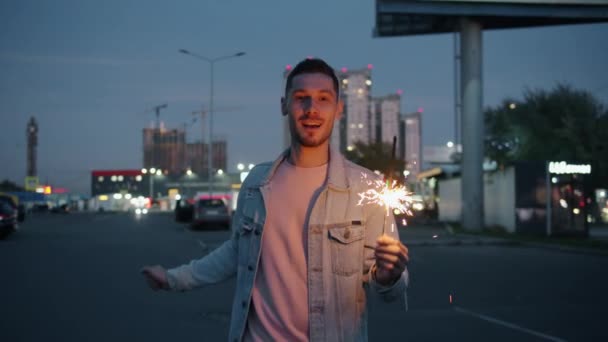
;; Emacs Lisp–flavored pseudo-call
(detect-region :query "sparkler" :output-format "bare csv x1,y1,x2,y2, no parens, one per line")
357,175,414,232
357,136,414,233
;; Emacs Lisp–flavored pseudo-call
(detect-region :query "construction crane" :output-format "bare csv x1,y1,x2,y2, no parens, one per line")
138,103,168,129
152,103,168,129
137,103,168,170
189,105,243,142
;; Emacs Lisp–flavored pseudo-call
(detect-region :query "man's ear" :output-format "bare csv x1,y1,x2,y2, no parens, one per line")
335,99,344,120
281,97,288,116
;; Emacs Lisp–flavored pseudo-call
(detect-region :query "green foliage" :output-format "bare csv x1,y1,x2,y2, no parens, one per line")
485,84,608,187
344,141,406,181
0,179,24,192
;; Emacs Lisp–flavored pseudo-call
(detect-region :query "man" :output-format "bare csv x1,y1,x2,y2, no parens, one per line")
142,58,409,341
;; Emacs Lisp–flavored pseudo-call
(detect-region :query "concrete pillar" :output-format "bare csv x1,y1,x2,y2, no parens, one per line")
460,17,484,231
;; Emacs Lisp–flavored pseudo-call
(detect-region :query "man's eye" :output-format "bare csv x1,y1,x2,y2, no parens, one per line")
319,97,329,102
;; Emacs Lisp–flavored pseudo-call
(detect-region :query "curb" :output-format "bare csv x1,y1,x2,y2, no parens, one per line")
406,238,519,247
455,232,608,256
516,241,608,257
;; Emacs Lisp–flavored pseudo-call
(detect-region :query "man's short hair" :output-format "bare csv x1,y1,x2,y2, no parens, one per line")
284,58,340,98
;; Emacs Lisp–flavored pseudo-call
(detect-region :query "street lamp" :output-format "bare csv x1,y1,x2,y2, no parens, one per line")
179,49,246,196
142,168,161,199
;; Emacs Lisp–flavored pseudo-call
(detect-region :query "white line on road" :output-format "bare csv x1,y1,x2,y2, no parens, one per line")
454,306,567,342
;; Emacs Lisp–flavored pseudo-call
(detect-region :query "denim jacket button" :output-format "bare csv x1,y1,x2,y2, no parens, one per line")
254,229,260,235
343,230,351,239
248,265,254,271
242,300,247,308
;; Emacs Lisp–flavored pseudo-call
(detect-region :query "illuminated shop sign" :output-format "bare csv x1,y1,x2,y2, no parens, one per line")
548,161,591,175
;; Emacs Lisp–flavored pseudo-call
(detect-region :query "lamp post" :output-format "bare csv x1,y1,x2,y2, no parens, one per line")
142,168,162,200
179,49,246,196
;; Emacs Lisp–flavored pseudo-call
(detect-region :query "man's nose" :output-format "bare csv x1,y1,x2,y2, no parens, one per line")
303,98,319,115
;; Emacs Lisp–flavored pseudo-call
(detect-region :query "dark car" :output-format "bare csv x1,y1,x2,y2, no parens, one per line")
0,194,24,222
174,198,194,223
17,204,26,222
50,204,70,214
191,198,231,229
0,201,18,239
32,203,49,213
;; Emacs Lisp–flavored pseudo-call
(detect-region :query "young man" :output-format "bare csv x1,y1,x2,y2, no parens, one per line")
142,58,409,341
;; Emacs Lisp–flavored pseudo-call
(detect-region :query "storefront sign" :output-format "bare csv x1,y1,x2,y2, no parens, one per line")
548,161,591,175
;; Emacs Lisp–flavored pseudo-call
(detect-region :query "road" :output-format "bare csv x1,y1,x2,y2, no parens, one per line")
1,212,606,341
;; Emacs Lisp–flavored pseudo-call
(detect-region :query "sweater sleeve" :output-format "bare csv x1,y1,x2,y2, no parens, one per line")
166,179,252,291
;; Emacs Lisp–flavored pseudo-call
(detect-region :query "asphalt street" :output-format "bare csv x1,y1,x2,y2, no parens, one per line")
1,212,606,341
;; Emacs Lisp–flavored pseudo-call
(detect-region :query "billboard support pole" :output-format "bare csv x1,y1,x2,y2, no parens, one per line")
460,17,484,231
546,162,552,237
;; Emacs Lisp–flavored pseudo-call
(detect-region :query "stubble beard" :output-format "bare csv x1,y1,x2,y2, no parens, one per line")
292,121,334,148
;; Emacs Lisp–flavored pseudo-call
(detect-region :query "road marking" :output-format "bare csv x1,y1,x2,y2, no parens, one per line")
454,306,567,342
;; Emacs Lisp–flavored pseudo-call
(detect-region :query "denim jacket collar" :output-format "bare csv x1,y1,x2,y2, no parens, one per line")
253,146,350,191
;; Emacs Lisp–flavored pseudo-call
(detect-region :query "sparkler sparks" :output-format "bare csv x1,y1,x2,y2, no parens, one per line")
357,172,415,232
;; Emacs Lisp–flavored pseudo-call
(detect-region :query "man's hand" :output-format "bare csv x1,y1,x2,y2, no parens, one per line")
141,265,170,291
374,234,409,286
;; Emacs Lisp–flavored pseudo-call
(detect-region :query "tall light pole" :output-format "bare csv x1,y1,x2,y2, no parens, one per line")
179,49,246,196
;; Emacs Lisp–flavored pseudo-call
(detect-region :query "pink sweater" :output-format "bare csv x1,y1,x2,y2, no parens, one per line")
244,161,328,342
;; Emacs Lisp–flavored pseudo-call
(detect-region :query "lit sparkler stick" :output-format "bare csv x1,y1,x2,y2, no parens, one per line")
357,136,414,233
357,175,414,232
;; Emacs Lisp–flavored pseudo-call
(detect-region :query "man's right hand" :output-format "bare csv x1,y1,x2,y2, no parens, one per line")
141,265,170,291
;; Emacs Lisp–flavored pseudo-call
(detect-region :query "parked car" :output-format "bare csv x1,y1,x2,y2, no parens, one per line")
191,198,231,229
51,204,70,214
174,198,194,223
17,204,25,222
0,201,18,239
0,193,25,222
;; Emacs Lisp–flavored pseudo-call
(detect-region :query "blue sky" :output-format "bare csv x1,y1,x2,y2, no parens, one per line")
1,0,607,194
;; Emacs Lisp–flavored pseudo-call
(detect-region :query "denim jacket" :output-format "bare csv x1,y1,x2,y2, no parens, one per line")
167,148,409,342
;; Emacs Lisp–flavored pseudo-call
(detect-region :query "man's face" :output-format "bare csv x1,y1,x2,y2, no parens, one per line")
282,72,343,148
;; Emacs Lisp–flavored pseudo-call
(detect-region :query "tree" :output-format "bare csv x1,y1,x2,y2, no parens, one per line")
485,83,608,188
0,179,24,192
344,141,406,181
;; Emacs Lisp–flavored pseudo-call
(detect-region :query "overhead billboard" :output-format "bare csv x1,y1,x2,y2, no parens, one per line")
414,0,607,4
375,0,608,36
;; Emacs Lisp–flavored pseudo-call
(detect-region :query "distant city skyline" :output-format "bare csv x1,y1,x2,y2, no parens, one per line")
1,1,607,194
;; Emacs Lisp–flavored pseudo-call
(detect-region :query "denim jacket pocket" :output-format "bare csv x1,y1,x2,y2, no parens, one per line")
328,225,364,276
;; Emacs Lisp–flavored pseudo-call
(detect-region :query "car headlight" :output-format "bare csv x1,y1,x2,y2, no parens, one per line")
135,208,142,215
142,209,148,214
412,202,425,211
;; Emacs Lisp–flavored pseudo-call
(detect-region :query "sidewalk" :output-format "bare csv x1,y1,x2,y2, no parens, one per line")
398,221,608,256
397,223,515,247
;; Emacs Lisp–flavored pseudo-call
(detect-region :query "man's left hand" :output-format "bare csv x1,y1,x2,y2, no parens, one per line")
374,234,409,286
